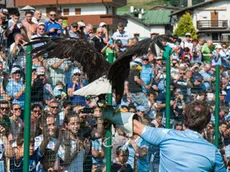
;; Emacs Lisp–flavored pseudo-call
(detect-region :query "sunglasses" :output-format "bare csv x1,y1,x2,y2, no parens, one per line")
33,110,40,113
186,36,191,37
97,32,103,34
74,73,81,76
50,14,56,17
0,107,9,111
180,73,185,75
50,106,58,109
143,59,149,61
14,108,21,111
38,28,45,31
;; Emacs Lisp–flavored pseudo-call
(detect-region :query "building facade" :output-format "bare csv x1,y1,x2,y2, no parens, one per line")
15,0,127,29
171,0,230,43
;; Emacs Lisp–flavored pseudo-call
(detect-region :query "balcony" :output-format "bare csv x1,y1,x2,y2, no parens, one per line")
197,20,228,30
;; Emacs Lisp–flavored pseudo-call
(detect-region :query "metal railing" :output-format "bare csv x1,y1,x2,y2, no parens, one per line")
197,20,228,29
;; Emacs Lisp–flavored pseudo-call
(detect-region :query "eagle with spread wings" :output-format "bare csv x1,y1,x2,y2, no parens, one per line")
26,35,175,104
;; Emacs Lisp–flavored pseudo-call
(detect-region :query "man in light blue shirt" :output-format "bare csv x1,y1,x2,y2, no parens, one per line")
133,101,225,172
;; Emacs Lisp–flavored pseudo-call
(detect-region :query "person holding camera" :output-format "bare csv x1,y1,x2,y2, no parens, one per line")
6,12,21,48
112,22,132,52
9,33,26,70
45,11,63,37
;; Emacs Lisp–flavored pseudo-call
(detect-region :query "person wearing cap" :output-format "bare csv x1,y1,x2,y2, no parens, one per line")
44,11,63,37
68,22,79,38
180,32,193,51
212,44,223,66
126,58,149,113
31,67,46,105
31,22,48,49
22,10,37,39
112,22,133,51
98,22,108,44
140,55,154,93
77,21,86,39
6,67,25,109
67,68,86,106
191,39,202,64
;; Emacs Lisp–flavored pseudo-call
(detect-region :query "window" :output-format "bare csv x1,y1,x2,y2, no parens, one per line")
63,9,69,16
75,8,81,15
134,33,140,37
212,33,218,41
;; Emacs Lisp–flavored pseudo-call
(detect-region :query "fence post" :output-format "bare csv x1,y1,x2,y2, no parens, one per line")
23,45,32,172
105,52,114,172
215,65,220,147
166,53,171,128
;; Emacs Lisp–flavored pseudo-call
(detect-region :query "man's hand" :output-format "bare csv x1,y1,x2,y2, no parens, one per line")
57,29,62,34
144,85,151,90
49,28,56,33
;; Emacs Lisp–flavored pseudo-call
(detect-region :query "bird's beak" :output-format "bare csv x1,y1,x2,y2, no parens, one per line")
136,65,142,71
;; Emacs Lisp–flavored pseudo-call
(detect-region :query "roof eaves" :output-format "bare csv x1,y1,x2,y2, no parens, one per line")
170,0,215,16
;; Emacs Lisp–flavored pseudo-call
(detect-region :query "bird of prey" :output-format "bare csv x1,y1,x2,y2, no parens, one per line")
27,35,174,104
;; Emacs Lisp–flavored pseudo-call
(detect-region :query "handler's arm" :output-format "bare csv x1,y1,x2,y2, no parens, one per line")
133,120,169,145
213,149,226,172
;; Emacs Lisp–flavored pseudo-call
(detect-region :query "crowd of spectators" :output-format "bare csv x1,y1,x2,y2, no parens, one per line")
0,8,228,172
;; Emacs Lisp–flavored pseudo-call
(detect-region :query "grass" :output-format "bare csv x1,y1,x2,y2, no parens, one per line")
118,0,165,11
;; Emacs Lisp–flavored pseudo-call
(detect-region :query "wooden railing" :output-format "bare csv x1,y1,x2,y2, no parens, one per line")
197,20,228,29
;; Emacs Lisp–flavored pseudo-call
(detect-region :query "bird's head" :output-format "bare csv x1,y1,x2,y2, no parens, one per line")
130,58,142,71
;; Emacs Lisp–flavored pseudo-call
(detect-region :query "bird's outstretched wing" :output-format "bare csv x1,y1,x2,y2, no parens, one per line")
108,35,175,103
26,37,111,82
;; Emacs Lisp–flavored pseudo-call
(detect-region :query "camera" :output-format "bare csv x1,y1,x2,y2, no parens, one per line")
80,108,94,114
18,40,23,44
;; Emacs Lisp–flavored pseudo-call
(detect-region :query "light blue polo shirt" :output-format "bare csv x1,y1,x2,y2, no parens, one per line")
141,126,226,172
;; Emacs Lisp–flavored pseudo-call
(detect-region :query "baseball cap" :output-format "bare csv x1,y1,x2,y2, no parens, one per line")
118,22,125,27
36,67,45,75
221,90,227,96
156,56,162,60
38,22,45,27
215,44,222,49
72,68,81,75
185,32,191,36
142,55,148,60
99,22,106,27
134,58,142,65
11,67,21,74
71,22,78,27
78,21,85,27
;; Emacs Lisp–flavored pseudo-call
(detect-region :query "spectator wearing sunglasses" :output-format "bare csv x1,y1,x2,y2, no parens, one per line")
6,67,25,110
44,11,63,37
68,22,79,38
31,22,48,48
67,68,86,106
140,55,154,93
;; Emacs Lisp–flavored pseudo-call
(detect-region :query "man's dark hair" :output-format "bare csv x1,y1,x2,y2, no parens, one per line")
63,101,72,108
13,11,20,17
31,103,42,110
184,101,211,132
0,100,8,105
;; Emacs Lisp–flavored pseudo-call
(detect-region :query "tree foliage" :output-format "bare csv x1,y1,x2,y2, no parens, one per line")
174,12,198,39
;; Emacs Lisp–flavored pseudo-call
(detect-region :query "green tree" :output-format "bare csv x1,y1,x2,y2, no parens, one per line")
174,12,198,39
